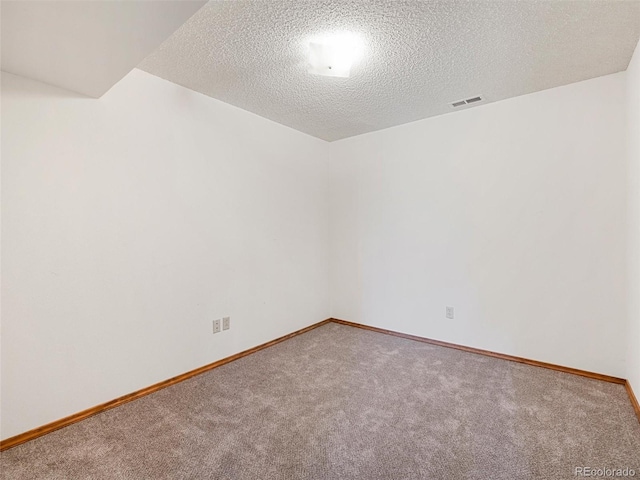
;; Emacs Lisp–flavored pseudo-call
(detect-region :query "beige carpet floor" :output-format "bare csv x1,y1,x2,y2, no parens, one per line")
2,322,639,479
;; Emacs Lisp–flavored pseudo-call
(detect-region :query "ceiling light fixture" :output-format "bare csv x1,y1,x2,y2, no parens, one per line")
307,32,364,78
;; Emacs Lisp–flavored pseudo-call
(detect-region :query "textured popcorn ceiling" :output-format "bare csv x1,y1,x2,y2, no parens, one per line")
140,0,640,141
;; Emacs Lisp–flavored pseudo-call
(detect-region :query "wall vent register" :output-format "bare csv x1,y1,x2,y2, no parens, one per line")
451,96,483,108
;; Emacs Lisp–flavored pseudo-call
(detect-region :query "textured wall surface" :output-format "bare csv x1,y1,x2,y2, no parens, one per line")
1,1,206,97
1,69,330,440
627,39,640,397
329,73,628,377
140,0,640,141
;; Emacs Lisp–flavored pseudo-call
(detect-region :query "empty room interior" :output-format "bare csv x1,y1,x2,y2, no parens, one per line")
2,0,640,478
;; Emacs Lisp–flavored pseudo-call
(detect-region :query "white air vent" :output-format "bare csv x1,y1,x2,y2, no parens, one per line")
450,95,483,108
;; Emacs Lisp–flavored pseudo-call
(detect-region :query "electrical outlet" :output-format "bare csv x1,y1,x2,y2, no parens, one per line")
222,317,230,330
213,319,221,334
446,306,454,319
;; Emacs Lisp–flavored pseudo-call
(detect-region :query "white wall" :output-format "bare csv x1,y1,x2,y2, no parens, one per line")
2,55,636,441
329,72,628,378
627,39,640,397
0,69,330,440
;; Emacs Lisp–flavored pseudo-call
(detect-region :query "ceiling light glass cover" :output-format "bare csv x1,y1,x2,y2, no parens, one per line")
307,32,363,78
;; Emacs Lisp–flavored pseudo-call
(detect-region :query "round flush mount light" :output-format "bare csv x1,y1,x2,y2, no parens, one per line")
307,32,364,78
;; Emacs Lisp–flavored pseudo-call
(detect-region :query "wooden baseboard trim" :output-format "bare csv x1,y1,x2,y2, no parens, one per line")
329,318,640,423
328,318,626,385
625,381,640,423
0,318,332,452
3,316,637,451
